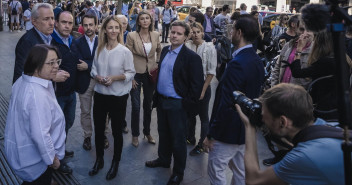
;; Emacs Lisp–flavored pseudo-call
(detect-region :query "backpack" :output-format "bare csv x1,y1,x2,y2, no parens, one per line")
215,36,233,81
11,2,18,15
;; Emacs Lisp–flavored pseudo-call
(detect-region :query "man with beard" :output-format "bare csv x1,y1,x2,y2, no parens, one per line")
72,14,110,151
203,15,264,185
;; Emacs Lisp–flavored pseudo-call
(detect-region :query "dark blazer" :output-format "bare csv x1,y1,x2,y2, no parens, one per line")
153,45,204,114
71,35,98,94
13,28,45,83
51,31,78,97
209,47,264,144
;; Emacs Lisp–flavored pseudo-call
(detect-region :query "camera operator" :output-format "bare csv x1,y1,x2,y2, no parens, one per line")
235,83,345,185
203,14,264,185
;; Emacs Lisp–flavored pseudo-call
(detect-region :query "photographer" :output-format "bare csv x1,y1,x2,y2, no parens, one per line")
235,83,345,185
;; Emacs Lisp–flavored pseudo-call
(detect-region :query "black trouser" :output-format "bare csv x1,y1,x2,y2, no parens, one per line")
22,167,52,185
157,97,187,175
162,22,170,42
154,20,159,31
187,86,211,146
93,92,128,160
130,73,155,137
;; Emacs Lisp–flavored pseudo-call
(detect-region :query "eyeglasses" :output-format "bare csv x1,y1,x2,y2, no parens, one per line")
284,18,289,20
45,59,62,66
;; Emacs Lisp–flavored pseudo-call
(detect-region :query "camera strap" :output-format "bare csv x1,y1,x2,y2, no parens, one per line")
292,125,352,147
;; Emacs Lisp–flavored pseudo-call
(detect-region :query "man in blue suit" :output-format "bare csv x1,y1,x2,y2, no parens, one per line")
203,15,265,185
145,21,204,185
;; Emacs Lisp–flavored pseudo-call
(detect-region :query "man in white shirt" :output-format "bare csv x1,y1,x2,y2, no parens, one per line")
9,0,22,32
23,1,34,31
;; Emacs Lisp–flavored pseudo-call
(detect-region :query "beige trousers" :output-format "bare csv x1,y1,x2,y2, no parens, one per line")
79,79,109,138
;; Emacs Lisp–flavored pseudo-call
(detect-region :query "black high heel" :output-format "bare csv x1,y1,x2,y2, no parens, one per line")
106,157,119,180
89,157,104,176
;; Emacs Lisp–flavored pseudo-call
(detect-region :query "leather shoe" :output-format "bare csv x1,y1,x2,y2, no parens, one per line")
57,163,72,175
106,157,119,180
104,136,109,149
65,150,74,158
167,174,183,185
145,159,170,168
89,157,104,176
83,137,91,150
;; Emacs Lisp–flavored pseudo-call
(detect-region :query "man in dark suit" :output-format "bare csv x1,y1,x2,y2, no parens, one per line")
51,11,77,175
203,15,265,185
13,2,69,83
145,21,204,185
71,14,110,151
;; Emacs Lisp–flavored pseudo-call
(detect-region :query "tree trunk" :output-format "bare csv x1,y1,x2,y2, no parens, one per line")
116,0,123,14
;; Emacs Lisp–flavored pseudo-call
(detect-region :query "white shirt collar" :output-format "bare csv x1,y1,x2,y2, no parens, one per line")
22,74,50,88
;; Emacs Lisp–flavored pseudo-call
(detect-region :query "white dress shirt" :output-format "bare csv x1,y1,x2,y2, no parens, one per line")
91,44,136,96
185,40,217,79
4,75,66,182
85,35,97,55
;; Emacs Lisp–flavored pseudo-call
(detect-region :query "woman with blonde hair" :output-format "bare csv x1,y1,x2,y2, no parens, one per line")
185,22,216,155
126,10,161,147
89,15,136,180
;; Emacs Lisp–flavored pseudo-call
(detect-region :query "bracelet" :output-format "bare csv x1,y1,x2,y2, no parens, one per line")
295,51,302,56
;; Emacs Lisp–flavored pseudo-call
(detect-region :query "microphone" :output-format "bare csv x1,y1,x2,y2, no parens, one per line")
301,4,331,33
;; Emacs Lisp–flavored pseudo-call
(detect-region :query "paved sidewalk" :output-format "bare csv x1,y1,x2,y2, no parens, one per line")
0,26,273,185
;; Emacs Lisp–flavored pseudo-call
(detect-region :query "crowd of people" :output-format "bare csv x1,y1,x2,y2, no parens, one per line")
2,1,350,185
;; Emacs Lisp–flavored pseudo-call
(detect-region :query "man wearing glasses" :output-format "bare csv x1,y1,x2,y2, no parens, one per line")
203,7,216,38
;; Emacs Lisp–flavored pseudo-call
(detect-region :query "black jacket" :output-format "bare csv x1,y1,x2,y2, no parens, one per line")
13,28,45,83
51,31,78,97
153,45,204,114
71,36,97,94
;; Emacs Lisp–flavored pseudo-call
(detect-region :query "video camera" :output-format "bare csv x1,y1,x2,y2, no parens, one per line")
232,91,263,127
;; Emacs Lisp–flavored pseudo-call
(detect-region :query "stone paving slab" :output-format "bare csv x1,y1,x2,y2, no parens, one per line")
0,25,273,185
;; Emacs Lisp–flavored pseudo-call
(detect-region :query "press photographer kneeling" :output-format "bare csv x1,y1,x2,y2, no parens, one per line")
235,83,346,185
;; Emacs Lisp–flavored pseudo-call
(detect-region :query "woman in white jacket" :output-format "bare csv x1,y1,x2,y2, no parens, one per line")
185,22,217,155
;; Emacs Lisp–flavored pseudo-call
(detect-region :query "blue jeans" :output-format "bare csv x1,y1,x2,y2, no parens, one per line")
130,73,155,136
57,92,77,134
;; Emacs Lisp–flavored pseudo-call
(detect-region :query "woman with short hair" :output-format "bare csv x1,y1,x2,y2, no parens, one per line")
5,44,65,184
